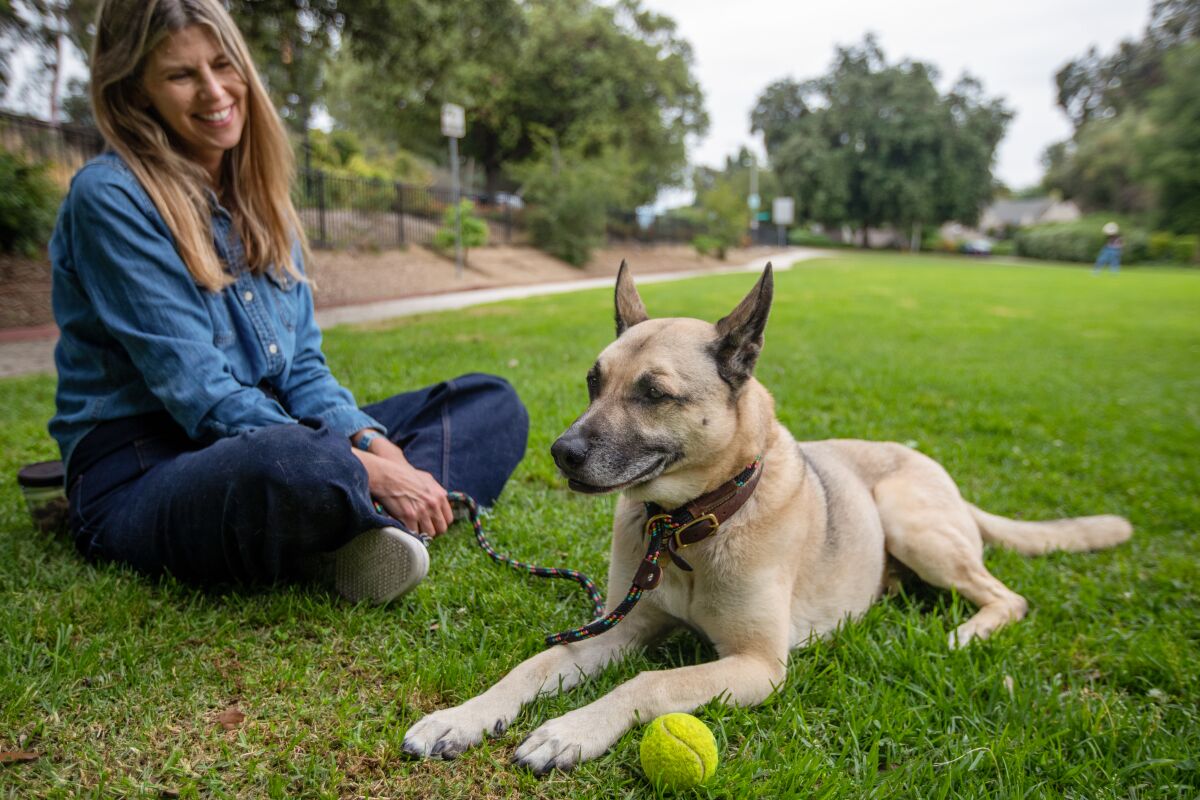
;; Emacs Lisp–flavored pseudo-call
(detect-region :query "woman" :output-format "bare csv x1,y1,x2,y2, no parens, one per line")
49,0,528,603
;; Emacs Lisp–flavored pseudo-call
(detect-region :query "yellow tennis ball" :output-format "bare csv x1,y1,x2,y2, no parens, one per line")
639,712,718,791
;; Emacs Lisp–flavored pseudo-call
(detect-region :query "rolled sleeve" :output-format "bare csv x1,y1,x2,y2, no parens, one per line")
68,165,296,440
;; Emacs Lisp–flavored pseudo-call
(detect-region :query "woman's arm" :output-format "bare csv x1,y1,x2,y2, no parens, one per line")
350,432,454,537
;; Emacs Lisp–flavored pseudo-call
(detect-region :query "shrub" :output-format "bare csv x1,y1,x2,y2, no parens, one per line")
516,147,630,267
1173,235,1199,265
0,147,60,257
692,234,725,259
432,200,488,265
1149,231,1175,261
991,240,1015,256
789,229,837,248
1014,218,1150,265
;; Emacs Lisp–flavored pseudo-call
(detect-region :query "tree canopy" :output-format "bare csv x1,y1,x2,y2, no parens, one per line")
1044,0,1200,231
751,36,1010,241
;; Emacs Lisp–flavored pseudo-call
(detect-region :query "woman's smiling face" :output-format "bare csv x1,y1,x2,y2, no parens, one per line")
141,24,247,181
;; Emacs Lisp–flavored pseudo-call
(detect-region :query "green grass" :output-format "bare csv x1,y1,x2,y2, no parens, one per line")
2,253,1198,798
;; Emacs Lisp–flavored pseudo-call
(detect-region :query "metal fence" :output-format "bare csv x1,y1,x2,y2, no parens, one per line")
0,110,105,187
293,169,519,250
1,110,737,252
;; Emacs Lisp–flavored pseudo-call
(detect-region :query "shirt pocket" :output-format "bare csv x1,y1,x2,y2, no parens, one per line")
203,290,237,348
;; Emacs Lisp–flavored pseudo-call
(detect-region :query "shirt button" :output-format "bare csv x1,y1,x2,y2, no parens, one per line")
243,290,254,302
268,343,278,354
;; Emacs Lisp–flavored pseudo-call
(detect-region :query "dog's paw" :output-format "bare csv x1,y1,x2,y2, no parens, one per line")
512,712,610,775
402,704,509,761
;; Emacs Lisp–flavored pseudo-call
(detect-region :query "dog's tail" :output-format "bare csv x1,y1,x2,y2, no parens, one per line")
967,504,1132,556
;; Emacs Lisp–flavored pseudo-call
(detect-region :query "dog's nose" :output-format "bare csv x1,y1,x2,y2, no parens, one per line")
551,432,588,472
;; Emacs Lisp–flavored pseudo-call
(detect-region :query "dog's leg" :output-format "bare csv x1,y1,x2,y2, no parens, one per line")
512,648,786,774
402,603,671,760
875,476,1028,648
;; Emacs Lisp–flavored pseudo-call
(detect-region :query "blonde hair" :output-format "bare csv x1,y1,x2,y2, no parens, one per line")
89,0,308,291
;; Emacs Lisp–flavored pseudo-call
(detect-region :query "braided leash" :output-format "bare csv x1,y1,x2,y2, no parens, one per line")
376,457,759,648
447,491,608,641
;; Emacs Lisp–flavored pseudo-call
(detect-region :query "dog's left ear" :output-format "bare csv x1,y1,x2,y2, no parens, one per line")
712,263,774,390
614,260,649,337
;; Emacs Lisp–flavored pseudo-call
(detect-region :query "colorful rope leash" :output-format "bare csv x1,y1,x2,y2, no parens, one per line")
447,491,607,639
376,457,760,648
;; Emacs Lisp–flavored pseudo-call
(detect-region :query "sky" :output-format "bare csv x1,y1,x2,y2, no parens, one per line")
641,0,1149,191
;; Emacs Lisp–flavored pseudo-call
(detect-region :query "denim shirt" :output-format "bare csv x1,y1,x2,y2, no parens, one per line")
49,153,383,471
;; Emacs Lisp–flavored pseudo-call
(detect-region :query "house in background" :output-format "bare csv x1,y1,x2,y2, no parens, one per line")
978,197,1081,233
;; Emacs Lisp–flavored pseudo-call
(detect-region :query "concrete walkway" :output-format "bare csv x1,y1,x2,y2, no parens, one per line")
0,248,823,378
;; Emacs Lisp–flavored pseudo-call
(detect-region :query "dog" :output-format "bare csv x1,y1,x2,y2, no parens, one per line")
402,262,1132,774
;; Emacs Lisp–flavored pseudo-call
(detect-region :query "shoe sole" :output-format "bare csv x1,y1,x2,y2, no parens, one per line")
334,526,429,604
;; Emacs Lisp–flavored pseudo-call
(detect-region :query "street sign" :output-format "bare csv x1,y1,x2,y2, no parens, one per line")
441,103,465,138
772,197,795,226
747,193,760,210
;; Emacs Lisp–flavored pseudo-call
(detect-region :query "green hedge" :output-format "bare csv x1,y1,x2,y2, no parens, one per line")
1015,221,1150,265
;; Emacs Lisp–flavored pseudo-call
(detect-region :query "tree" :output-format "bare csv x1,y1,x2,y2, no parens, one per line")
328,0,707,202
751,36,1010,245
1140,42,1200,232
1054,0,1200,130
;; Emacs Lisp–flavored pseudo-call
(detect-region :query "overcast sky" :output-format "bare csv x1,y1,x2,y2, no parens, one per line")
642,0,1149,190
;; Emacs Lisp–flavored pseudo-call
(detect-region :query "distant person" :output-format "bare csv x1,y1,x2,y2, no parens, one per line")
1094,222,1123,273
48,0,528,602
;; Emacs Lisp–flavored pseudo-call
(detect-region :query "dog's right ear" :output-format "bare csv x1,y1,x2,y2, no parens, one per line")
614,260,649,337
712,263,774,390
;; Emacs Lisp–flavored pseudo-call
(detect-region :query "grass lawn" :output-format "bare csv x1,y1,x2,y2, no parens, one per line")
2,253,1198,798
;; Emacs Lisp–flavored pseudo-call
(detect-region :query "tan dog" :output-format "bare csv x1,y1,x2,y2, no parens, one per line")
402,263,1132,774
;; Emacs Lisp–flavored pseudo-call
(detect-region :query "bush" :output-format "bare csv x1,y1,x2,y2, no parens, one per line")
0,147,60,257
788,229,837,248
1149,231,1175,261
432,200,488,264
517,147,630,267
1173,235,1199,265
991,240,1015,257
692,234,725,259
1014,217,1150,265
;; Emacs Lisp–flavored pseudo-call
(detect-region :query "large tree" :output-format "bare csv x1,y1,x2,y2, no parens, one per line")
751,37,1010,245
1044,0,1200,227
327,0,707,201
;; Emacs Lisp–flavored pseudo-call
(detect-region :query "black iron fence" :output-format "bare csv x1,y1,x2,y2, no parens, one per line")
0,110,105,187
2,110,746,252
293,169,519,249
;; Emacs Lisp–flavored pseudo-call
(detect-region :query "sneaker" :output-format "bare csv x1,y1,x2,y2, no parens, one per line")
333,526,429,604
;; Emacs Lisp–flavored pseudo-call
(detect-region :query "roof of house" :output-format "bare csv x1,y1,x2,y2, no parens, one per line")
983,198,1056,226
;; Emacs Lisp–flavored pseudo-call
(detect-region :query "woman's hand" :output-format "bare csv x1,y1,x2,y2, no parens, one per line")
352,436,454,537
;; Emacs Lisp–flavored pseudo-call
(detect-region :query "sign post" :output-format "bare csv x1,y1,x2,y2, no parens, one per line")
441,103,466,278
772,197,795,247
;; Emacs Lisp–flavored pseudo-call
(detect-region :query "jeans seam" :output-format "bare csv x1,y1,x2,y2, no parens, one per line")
440,400,452,489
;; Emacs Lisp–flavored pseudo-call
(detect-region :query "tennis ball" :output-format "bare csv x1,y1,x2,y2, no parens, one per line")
639,712,718,791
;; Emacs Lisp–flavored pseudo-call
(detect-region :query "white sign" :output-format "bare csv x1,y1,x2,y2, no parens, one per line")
441,103,465,138
747,193,760,210
772,196,795,226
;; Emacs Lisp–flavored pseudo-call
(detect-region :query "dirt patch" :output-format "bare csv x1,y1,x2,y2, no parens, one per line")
1,243,781,329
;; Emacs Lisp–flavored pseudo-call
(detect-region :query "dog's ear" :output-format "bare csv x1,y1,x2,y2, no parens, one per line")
712,263,774,390
614,260,649,337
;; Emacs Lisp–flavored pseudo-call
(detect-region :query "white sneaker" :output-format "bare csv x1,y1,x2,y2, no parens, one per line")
333,526,429,604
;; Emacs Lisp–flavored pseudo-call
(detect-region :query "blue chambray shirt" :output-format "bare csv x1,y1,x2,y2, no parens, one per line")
49,153,384,471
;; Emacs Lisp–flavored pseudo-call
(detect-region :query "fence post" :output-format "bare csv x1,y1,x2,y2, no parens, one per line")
395,182,405,246
316,170,327,248
505,203,512,244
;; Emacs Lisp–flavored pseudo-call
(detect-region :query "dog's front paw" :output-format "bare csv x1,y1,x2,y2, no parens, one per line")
402,703,510,760
512,711,611,775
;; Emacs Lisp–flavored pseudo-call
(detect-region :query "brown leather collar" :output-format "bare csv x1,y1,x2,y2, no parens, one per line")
633,457,763,590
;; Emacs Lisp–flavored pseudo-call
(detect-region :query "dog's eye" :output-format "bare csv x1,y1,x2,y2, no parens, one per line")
644,385,667,401
586,371,600,399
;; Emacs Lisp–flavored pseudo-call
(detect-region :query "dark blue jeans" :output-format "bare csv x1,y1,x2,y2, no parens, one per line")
68,373,528,587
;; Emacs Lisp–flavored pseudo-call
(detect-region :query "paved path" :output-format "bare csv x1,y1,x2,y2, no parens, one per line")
0,248,824,378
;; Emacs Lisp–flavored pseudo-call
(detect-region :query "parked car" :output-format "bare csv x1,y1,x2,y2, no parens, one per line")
960,238,993,256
